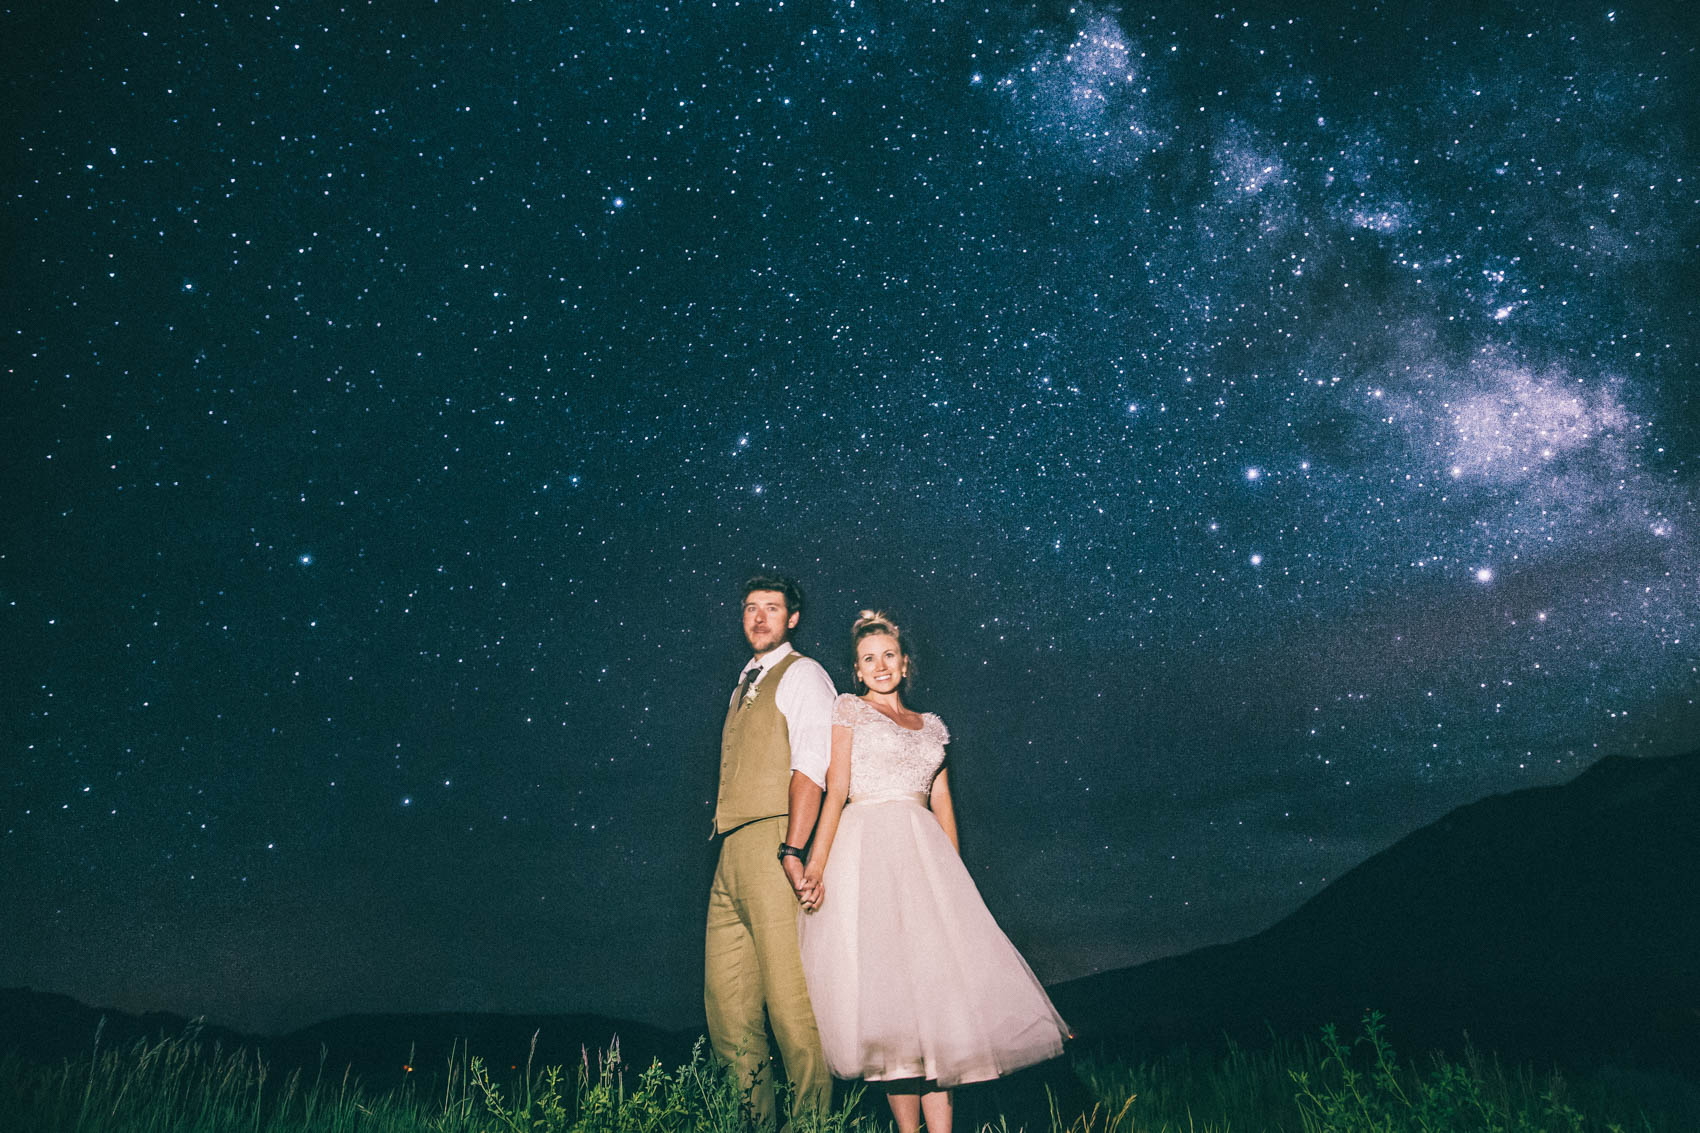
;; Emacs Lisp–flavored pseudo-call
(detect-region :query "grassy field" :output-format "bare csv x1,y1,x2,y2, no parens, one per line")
3,1013,1694,1132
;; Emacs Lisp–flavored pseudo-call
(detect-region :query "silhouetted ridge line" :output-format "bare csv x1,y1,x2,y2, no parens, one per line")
0,989,694,1087
1051,749,1700,1071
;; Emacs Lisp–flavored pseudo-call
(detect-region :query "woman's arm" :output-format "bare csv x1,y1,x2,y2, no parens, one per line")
929,765,959,854
801,723,853,911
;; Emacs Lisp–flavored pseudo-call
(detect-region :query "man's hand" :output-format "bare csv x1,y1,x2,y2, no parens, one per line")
781,854,808,901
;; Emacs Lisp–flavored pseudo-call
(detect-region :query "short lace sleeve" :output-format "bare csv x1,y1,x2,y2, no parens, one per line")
928,714,950,745
832,693,862,728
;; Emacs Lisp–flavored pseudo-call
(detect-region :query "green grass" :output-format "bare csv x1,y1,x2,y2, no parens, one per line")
1073,1013,1696,1133
2,1014,1693,1132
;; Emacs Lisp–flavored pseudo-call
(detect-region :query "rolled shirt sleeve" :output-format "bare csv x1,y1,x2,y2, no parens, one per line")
775,656,836,788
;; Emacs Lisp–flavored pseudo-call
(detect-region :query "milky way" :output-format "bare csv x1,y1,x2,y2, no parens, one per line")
4,1,1696,1033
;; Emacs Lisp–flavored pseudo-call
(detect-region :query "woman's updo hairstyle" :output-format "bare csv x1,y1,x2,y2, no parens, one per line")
850,609,914,692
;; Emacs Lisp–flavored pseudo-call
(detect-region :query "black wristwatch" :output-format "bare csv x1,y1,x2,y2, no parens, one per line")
777,843,805,862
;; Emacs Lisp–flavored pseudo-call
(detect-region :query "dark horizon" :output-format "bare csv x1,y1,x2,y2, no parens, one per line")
5,0,1697,1036
8,745,1699,1067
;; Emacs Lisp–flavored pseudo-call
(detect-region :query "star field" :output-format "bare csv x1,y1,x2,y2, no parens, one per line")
4,0,1697,1033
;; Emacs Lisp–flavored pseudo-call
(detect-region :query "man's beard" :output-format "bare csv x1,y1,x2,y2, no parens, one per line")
747,628,788,654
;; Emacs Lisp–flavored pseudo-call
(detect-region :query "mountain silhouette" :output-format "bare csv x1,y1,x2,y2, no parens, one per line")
0,988,252,1065
0,988,693,1091
1050,749,1700,1069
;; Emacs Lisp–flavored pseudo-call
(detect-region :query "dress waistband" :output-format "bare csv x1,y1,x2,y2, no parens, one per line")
846,790,929,806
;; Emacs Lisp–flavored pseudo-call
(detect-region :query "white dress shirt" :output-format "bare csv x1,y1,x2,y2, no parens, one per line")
732,641,836,788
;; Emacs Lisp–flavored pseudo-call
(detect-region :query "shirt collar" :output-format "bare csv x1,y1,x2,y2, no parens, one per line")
743,640,794,681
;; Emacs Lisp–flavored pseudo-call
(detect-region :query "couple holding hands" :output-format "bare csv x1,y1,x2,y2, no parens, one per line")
705,574,1068,1133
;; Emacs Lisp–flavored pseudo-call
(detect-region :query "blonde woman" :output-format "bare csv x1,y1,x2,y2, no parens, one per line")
797,612,1067,1133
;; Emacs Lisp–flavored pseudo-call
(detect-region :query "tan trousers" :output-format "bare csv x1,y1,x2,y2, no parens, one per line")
704,816,831,1129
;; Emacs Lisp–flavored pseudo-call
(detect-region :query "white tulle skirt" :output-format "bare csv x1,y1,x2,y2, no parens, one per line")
797,793,1069,1087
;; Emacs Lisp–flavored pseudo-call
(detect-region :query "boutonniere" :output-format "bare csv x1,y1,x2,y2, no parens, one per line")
736,665,766,711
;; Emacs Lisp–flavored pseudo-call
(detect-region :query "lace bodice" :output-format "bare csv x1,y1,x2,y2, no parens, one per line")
832,693,950,797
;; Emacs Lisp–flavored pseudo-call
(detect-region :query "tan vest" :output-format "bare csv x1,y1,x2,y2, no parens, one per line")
714,650,803,835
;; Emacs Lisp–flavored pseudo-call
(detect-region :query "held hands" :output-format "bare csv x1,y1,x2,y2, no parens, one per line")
799,864,825,913
781,853,825,911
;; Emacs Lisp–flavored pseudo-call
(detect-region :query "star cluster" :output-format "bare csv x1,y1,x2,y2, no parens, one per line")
4,0,1697,1032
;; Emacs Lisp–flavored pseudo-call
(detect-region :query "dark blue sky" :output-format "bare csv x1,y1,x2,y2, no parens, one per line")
4,0,1696,1033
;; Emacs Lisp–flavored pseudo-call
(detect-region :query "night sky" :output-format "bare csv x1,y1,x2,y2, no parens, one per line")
4,0,1697,1036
